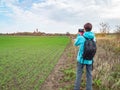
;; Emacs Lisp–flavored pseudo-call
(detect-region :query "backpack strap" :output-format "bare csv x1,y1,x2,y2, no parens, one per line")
83,36,88,40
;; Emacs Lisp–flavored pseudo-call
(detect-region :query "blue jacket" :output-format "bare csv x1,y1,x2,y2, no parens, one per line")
74,31,96,64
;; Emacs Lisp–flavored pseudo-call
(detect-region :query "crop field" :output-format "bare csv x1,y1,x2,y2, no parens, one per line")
0,36,70,90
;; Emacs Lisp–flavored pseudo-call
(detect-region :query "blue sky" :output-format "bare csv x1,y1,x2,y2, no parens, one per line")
0,0,120,34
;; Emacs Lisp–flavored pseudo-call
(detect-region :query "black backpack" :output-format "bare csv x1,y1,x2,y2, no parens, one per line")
82,36,97,60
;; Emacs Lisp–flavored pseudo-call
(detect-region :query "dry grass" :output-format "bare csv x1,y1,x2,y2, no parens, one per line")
93,36,120,90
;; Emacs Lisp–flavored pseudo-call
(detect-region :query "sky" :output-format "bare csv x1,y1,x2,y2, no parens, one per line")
0,0,120,34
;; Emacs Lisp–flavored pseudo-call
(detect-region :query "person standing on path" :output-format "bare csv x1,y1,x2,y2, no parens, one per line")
74,23,96,90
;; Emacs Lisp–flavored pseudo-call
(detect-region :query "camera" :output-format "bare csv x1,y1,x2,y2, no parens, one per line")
78,29,84,32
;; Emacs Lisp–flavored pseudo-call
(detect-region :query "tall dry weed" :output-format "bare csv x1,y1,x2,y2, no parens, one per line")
93,36,120,89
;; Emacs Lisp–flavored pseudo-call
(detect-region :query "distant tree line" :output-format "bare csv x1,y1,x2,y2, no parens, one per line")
0,24,120,38
0,28,71,36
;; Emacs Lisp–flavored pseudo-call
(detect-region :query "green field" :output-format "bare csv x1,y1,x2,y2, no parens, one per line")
0,36,70,90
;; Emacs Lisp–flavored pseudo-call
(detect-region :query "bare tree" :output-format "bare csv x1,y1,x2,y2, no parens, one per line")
115,25,120,39
100,22,110,36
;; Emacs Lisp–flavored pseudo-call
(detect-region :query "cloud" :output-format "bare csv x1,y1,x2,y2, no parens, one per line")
0,0,120,33
31,0,100,24
99,0,120,19
95,0,111,6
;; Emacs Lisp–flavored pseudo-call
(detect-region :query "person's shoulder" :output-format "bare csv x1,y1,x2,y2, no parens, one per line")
89,31,95,36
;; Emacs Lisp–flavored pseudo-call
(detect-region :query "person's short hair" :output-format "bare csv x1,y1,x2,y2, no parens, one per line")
84,23,92,31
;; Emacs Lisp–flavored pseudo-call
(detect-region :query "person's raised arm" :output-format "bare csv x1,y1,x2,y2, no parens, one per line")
74,34,82,46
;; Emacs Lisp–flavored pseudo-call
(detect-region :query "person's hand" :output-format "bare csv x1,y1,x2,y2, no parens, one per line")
78,32,82,35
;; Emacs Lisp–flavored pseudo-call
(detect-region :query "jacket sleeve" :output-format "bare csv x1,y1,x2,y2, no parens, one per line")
74,34,82,46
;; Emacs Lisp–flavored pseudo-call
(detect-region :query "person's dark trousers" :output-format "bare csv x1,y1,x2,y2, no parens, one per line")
74,62,92,90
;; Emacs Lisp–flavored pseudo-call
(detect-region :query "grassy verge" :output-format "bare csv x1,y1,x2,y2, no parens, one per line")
93,36,120,90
